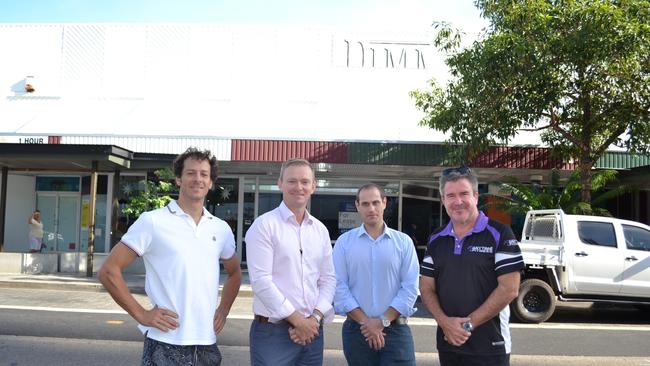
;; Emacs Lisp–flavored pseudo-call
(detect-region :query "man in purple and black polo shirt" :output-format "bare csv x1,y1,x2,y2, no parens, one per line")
419,167,524,366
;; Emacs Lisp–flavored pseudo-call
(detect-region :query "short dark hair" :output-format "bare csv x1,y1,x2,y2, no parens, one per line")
355,183,386,202
279,158,314,181
173,147,218,182
439,166,478,195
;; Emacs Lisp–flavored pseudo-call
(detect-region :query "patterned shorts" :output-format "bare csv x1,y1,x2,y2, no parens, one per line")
142,336,222,366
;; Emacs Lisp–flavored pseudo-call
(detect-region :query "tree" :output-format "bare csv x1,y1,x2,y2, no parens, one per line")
411,0,650,203
485,168,634,216
121,168,178,220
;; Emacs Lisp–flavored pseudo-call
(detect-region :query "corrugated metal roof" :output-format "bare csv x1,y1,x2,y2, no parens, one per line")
231,140,348,163
234,140,650,170
347,143,450,165
595,151,650,169
60,135,231,159
347,143,576,169
470,146,574,170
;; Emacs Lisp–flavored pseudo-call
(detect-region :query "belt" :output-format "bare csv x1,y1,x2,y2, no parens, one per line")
347,316,408,326
254,315,288,325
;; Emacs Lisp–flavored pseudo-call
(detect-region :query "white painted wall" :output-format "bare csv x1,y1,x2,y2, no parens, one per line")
0,24,478,145
3,174,36,252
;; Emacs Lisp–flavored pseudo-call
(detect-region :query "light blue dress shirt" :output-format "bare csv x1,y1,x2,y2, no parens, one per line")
333,224,419,318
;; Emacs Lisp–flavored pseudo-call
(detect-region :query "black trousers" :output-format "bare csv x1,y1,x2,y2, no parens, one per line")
438,351,510,366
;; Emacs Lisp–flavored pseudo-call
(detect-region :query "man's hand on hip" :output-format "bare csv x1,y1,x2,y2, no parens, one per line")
137,305,179,332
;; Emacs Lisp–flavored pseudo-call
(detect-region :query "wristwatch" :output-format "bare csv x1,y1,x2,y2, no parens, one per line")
311,312,323,325
462,321,474,332
380,314,391,327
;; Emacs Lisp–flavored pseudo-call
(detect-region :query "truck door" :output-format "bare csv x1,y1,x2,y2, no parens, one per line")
620,224,650,297
570,221,624,294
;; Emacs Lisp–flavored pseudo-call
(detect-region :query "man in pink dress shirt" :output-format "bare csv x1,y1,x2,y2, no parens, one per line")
245,158,336,366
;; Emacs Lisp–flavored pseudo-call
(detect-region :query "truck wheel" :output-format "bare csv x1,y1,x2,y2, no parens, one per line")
512,279,556,323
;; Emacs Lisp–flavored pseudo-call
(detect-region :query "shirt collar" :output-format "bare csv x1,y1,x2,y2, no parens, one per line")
356,223,391,240
279,201,313,224
440,211,488,237
166,200,213,219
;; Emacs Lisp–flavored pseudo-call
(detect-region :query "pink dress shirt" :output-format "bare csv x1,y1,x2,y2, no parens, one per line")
245,201,336,323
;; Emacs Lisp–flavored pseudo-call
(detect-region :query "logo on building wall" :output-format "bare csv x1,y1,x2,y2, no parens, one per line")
340,39,429,69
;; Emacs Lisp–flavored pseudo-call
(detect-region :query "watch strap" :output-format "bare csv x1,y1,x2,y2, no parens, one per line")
311,312,323,325
380,314,391,327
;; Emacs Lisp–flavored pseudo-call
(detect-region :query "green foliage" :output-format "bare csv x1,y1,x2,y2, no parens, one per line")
412,0,650,201
485,169,635,216
121,168,178,219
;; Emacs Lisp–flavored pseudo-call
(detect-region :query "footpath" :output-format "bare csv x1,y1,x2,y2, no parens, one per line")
0,271,252,297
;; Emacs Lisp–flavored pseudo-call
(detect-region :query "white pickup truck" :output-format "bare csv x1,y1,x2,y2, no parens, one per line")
512,209,650,323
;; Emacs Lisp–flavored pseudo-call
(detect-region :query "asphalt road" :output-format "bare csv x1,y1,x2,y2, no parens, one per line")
1,288,649,365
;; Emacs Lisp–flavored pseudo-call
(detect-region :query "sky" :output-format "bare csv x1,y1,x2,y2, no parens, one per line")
0,0,487,34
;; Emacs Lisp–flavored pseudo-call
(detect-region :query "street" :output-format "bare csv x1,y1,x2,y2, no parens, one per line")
1,288,649,365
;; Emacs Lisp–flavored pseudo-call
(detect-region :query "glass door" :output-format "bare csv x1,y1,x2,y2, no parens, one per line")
37,193,81,252
38,195,57,253
58,195,80,251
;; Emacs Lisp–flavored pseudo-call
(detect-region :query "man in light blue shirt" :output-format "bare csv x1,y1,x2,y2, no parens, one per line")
333,183,419,366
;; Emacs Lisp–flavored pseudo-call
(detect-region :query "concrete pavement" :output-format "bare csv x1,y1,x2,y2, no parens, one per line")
0,269,253,296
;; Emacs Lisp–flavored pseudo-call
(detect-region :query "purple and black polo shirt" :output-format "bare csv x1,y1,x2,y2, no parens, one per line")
420,211,525,355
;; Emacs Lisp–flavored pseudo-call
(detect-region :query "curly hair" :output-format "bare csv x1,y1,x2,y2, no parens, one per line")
173,147,218,182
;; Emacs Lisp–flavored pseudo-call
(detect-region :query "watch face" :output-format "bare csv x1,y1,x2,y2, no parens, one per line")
382,319,391,327
462,322,473,332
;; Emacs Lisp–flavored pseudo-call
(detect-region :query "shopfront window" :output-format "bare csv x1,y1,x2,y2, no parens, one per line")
80,175,108,253
310,180,398,241
401,181,442,261
115,174,147,245
310,195,399,241
206,178,239,235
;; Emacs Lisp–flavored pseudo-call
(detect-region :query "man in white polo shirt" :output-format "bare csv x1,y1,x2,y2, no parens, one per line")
99,147,241,366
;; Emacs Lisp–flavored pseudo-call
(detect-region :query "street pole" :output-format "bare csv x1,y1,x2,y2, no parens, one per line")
86,161,98,277
0,167,7,252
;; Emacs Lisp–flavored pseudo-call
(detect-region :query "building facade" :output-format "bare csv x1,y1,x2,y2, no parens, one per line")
1,24,648,268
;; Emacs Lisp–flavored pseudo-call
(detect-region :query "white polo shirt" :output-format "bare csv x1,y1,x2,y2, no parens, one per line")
121,200,235,345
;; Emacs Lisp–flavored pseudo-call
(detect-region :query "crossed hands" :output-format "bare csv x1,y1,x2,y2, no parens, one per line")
441,316,472,347
137,305,179,332
288,316,320,346
360,318,386,351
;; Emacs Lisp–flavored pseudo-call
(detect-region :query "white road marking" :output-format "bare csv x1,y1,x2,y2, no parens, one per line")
3,305,649,332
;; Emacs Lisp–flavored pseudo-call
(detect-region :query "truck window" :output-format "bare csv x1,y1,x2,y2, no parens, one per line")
622,225,650,252
577,221,617,248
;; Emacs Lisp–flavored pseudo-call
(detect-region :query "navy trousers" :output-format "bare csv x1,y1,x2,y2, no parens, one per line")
249,319,324,366
341,318,416,366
